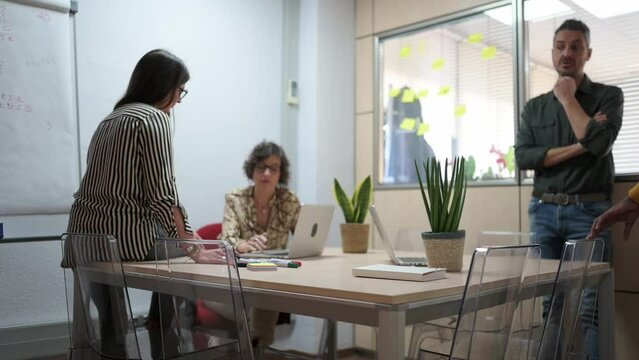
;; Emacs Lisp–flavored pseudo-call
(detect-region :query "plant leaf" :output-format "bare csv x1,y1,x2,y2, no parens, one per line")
354,176,373,223
333,178,355,223
417,156,467,233
415,160,432,226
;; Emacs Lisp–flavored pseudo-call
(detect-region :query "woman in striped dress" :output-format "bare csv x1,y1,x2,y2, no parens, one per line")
63,49,223,357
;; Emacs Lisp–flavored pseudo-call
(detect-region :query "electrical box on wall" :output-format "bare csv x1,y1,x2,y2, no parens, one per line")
287,80,298,105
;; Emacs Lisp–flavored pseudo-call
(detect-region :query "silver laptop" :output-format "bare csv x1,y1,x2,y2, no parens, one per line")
370,204,428,266
240,204,335,259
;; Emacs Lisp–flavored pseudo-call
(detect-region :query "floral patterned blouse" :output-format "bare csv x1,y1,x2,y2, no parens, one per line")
219,186,301,249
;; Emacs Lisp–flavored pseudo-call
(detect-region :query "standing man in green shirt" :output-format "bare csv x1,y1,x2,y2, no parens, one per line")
515,19,624,360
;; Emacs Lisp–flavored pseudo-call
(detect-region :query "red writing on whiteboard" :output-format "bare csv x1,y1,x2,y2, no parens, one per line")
0,93,33,113
36,12,50,22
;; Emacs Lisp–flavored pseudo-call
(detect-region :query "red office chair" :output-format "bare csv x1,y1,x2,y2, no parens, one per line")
197,223,223,240
194,223,303,357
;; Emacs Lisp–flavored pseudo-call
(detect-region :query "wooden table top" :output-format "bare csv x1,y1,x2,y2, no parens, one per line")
123,247,609,306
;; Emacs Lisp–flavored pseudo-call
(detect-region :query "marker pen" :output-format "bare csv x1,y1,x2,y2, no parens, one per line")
237,258,262,264
267,258,300,268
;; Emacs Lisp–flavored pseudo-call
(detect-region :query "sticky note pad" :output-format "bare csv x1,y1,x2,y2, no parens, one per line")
417,123,430,136
400,118,417,131
399,46,412,59
431,58,445,70
401,89,416,103
454,104,467,117
482,46,497,60
247,262,277,271
468,33,484,44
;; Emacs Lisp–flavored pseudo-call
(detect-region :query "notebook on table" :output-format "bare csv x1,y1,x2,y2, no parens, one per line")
239,204,335,259
370,204,429,266
352,264,446,282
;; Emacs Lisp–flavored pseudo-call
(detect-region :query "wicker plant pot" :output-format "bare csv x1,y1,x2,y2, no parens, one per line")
421,230,465,272
340,223,370,253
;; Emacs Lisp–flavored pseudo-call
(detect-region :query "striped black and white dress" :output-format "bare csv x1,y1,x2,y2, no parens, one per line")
62,103,191,267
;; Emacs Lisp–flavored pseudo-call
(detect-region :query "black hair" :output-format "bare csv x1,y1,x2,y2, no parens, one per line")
243,141,291,185
114,49,190,109
554,19,591,47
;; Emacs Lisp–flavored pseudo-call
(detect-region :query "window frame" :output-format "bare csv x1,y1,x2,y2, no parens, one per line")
372,0,639,190
374,0,518,190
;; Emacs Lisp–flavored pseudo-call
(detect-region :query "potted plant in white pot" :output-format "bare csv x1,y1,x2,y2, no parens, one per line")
333,176,373,253
415,157,467,272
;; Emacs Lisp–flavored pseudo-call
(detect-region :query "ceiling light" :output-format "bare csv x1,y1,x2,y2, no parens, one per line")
572,0,639,18
485,0,573,25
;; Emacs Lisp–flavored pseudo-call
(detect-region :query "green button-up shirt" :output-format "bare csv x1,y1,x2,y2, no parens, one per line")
515,75,624,195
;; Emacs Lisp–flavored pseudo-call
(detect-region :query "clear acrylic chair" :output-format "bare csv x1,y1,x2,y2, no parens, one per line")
63,233,144,359
152,237,253,359
409,244,542,360
409,232,537,358
535,239,605,360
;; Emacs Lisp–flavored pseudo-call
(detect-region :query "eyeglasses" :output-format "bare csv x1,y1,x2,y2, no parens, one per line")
179,88,188,100
255,163,281,174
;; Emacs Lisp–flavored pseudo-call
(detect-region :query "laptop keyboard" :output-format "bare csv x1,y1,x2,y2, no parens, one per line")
262,249,288,255
398,256,428,263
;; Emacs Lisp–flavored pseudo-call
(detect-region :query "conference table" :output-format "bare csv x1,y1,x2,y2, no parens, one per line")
119,247,614,360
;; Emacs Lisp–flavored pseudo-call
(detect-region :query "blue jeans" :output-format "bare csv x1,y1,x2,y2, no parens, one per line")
528,198,611,360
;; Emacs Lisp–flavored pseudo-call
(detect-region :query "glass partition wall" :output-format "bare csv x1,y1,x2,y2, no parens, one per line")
375,0,639,188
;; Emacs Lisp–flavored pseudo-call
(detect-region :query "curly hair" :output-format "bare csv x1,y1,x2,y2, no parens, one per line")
243,141,291,185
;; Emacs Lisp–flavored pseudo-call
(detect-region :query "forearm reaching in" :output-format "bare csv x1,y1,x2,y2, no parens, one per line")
589,197,639,240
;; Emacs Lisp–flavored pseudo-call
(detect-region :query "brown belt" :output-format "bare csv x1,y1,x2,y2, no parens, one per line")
532,191,608,205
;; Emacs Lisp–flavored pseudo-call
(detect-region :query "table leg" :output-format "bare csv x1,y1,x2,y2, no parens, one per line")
323,319,337,360
377,308,405,360
598,270,615,360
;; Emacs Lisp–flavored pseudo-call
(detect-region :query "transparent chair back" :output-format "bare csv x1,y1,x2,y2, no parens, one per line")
477,231,534,247
536,239,604,360
62,233,141,359
448,245,542,360
153,238,253,360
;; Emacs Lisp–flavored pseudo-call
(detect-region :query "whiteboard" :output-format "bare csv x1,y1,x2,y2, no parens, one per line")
0,0,78,215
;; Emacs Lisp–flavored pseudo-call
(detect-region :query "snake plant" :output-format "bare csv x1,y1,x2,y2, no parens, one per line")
415,157,467,233
333,176,373,224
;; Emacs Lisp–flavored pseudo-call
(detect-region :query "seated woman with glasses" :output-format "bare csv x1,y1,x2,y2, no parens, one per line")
218,140,301,347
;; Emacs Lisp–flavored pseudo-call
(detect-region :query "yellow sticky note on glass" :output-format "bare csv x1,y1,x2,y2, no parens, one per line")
418,41,426,54
401,89,416,103
432,58,445,70
417,89,429,98
390,88,401,98
400,46,412,58
454,104,467,117
482,46,497,60
417,123,430,136
400,118,417,131
468,33,484,44
438,86,451,96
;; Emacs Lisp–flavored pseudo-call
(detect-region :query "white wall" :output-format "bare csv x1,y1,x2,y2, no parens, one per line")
75,0,286,229
0,0,357,356
297,0,355,247
282,0,356,352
